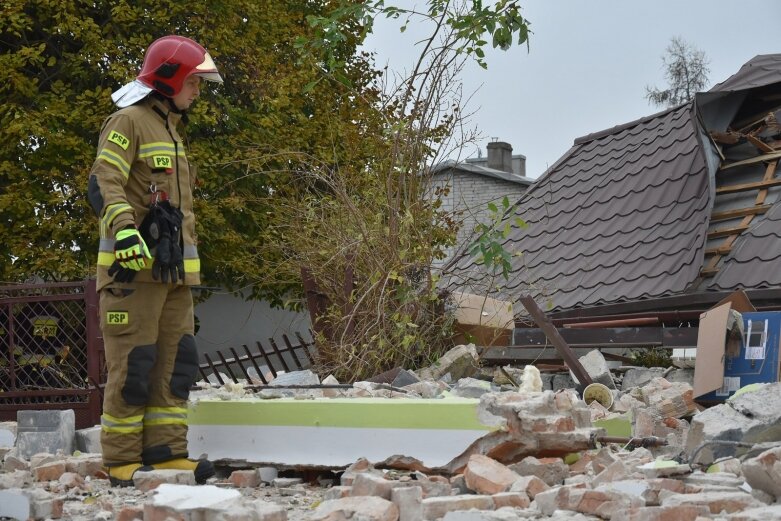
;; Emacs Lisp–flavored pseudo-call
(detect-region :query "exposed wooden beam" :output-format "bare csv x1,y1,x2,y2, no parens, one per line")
747,135,777,154
710,205,771,222
700,267,719,278
514,327,699,347
716,178,781,195
707,225,749,239
720,151,781,170
704,246,733,256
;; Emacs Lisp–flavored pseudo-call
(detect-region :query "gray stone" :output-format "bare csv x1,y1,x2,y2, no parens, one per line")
269,369,320,387
272,477,303,488
509,456,569,486
686,382,781,464
450,377,497,398
574,349,616,389
551,373,577,391
392,369,421,388
418,344,480,381
665,368,694,387
3,448,29,472
352,472,395,499
74,425,101,454
21,487,63,520
0,489,30,521
539,373,555,391
726,505,781,521
684,471,745,489
0,470,32,489
742,445,781,499
621,367,665,391
0,421,16,448
16,410,75,459
422,495,494,520
391,485,422,521
443,509,539,520
311,496,399,521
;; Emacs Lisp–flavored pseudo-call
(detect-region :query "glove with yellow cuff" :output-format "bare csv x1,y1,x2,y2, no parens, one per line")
108,227,151,282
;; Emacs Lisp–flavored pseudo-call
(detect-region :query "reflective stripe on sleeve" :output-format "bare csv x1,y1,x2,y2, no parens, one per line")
100,203,133,237
97,149,131,178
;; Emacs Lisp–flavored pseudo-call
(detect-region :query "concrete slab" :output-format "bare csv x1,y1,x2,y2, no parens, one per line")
188,397,493,468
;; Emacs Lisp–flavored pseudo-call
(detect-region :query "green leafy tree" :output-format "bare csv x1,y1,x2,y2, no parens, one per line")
0,1,384,304
646,36,710,108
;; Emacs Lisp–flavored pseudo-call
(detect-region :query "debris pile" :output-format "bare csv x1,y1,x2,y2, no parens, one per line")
2,345,781,520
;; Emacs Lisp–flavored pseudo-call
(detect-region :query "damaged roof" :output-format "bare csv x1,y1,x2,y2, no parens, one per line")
448,54,781,314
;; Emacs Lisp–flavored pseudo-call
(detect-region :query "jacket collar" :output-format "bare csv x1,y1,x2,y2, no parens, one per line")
146,95,184,126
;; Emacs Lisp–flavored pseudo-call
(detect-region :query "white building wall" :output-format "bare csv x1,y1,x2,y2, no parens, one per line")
430,170,527,265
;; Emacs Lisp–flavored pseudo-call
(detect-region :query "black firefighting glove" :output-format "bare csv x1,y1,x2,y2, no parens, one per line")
151,205,185,284
108,261,138,283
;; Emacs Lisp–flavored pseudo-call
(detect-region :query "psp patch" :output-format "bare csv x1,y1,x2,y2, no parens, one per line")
153,155,172,169
106,311,129,325
108,131,130,150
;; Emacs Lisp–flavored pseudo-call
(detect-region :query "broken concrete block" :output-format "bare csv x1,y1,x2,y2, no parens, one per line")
0,421,16,448
324,486,352,500
609,504,711,521
741,445,781,499
16,410,75,459
551,372,577,391
638,460,691,479
509,456,569,486
463,454,520,494
0,469,32,489
534,486,643,518
391,485,423,521
574,349,616,389
20,487,64,520
591,460,629,487
230,469,261,488
310,496,399,521
58,471,85,490
116,505,144,521
686,383,781,464
622,368,665,391
449,474,469,495
446,391,597,472
257,466,278,483
29,452,57,468
0,489,29,520
133,469,197,492
401,380,444,398
726,504,781,521
341,457,383,486
508,475,549,499
352,472,395,499
418,344,479,382
146,483,241,518
421,494,494,520
451,378,496,398
638,378,696,418
74,425,101,454
491,491,530,508
442,509,538,521
659,490,762,514
269,369,320,387
32,460,66,482
2,449,28,472
595,478,685,506
684,471,745,489
64,454,104,478
392,369,421,388
208,500,287,521
273,477,303,488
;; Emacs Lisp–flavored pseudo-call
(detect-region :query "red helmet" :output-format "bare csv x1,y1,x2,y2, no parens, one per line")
137,35,222,97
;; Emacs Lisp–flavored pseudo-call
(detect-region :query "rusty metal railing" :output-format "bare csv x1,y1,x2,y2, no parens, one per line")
198,331,316,386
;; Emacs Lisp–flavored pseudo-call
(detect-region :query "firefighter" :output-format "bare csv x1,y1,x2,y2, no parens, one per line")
87,35,222,487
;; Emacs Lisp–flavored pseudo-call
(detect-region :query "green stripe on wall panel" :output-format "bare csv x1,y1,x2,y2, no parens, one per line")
189,397,492,431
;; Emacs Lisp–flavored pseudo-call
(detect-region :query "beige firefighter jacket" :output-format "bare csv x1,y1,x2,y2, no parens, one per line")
89,95,201,290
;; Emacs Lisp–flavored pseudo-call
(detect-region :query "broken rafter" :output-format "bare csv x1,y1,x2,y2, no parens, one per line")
720,150,781,170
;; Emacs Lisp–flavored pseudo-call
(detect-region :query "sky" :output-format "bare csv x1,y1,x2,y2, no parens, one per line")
363,0,781,179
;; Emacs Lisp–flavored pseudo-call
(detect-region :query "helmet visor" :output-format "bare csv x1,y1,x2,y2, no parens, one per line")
195,52,223,83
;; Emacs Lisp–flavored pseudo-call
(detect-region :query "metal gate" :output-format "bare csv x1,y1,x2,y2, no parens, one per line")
0,280,104,429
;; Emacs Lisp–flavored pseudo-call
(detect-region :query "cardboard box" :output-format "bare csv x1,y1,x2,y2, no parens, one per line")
450,291,514,347
694,290,780,402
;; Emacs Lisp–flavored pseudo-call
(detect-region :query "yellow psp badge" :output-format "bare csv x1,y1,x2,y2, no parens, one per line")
106,311,129,325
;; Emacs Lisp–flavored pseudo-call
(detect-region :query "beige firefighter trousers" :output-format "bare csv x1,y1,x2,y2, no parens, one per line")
99,282,199,467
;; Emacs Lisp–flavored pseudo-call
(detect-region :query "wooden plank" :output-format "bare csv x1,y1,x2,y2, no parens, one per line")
519,296,593,386
704,246,732,256
720,150,781,170
710,205,770,222
700,267,719,278
707,225,749,239
716,178,781,195
747,135,776,154
513,327,698,348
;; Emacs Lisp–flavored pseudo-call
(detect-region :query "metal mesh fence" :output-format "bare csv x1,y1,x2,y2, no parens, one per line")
0,281,103,427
